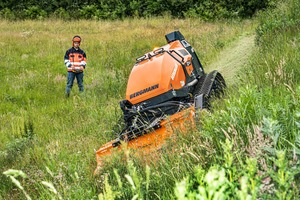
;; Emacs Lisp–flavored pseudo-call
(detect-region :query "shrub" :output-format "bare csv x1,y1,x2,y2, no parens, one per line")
80,5,100,20
52,7,70,20
0,8,16,20
24,6,47,20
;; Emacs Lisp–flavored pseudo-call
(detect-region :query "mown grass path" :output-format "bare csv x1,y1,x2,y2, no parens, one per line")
207,34,256,85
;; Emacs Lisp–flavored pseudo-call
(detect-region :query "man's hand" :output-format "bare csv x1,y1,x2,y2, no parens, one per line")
72,65,84,73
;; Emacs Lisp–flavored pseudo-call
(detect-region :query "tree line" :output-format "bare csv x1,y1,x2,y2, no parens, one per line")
0,0,277,20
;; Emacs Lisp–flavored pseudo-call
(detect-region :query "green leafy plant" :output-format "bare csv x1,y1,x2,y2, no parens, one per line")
269,151,300,199
24,6,47,20
0,8,15,20
80,5,100,20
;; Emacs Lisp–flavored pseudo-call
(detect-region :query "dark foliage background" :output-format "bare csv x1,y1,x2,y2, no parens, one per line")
0,0,277,20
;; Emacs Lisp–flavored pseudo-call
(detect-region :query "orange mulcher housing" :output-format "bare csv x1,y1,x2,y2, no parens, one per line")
126,40,195,105
95,31,226,173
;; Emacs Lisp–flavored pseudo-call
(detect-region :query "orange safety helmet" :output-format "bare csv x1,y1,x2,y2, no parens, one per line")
72,35,81,46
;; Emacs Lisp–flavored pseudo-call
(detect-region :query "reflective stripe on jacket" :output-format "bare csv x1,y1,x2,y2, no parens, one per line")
64,47,87,72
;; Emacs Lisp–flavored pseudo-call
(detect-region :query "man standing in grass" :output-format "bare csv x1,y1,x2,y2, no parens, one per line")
64,35,87,97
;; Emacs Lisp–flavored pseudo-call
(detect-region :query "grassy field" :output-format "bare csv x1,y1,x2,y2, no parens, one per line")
1,2,300,197
0,18,255,199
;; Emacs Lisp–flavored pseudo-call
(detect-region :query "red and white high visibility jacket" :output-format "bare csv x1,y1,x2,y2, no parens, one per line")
64,47,87,72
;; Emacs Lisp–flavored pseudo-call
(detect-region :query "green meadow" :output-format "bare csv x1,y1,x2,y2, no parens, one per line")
1,0,300,198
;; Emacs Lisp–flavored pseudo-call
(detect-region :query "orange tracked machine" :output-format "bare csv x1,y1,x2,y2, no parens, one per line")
95,31,226,172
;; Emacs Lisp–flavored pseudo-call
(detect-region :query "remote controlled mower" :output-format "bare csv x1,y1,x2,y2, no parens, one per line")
95,31,226,173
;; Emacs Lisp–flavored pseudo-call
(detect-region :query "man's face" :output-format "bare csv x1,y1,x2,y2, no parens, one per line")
74,42,80,48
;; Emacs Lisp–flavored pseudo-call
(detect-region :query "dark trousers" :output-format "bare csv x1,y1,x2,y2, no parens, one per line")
66,72,84,94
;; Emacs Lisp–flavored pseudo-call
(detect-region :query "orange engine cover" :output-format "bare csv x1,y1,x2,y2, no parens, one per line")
126,40,193,105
